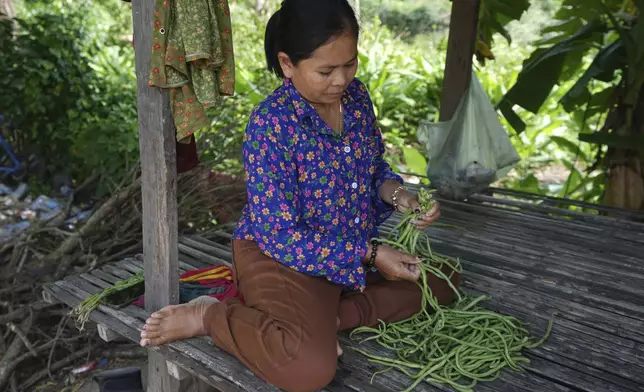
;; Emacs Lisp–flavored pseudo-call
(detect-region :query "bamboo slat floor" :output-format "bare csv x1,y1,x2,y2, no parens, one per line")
42,191,644,392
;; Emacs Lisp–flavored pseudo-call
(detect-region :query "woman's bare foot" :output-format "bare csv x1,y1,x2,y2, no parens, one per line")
139,296,220,347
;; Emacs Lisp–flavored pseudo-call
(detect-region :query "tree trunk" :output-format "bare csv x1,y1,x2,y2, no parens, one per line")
603,84,644,211
637,83,644,211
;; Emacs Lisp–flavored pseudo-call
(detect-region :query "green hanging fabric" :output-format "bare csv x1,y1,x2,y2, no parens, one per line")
148,0,235,141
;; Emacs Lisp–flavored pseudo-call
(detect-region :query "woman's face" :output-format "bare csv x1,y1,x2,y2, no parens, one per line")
278,29,359,106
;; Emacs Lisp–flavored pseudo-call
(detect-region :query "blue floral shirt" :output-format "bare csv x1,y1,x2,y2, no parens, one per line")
233,78,403,291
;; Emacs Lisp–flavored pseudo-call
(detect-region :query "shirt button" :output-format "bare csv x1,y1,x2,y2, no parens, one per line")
354,217,360,224
352,182,358,189
344,146,351,153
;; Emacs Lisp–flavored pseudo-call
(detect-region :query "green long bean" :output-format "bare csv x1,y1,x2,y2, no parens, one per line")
351,187,552,392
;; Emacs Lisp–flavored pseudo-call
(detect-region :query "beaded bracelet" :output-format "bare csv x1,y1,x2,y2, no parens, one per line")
367,238,379,269
391,185,405,212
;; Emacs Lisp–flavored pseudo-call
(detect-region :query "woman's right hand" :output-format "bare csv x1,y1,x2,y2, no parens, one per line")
368,244,421,282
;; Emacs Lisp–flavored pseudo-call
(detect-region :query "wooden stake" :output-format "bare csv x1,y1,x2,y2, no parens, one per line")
0,0,16,31
131,0,180,391
439,0,480,121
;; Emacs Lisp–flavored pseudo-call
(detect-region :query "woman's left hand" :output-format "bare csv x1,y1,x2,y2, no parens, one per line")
395,189,440,230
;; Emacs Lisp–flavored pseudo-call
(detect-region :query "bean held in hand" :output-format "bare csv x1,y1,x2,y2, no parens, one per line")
373,245,422,283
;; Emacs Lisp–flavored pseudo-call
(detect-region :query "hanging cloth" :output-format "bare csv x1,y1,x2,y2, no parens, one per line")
148,0,235,143
176,135,199,173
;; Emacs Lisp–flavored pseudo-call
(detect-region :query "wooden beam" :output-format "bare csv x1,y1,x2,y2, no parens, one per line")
439,0,480,121
166,361,189,380
0,0,16,20
97,324,123,342
0,0,17,32
131,0,180,391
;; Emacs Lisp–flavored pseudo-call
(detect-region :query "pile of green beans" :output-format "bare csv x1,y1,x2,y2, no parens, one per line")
351,188,552,392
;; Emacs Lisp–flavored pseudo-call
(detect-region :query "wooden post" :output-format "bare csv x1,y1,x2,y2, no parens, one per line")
439,0,480,121
0,0,15,19
131,1,180,391
0,0,17,31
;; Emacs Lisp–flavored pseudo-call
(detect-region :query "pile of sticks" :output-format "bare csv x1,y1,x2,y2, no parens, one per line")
0,164,246,390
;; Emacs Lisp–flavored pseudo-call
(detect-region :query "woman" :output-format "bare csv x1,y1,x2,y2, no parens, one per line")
139,1,456,391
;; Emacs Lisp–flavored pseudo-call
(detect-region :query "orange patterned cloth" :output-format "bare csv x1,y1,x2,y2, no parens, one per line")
133,265,241,307
148,0,235,141
180,264,232,283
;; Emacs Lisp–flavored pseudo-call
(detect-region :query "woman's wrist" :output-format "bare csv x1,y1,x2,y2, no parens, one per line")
363,242,372,263
379,180,404,206
363,239,379,268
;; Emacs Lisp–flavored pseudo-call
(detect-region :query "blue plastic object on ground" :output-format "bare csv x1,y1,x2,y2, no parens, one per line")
0,114,23,180
0,134,22,178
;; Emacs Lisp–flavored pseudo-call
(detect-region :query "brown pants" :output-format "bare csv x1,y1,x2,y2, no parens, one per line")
204,240,458,392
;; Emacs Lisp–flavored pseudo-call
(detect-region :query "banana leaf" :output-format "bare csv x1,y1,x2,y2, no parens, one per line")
561,39,626,112
478,0,530,49
579,132,644,150
498,19,606,132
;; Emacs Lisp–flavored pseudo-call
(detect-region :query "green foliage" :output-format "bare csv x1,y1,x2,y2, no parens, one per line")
498,19,606,132
378,7,449,39
0,0,615,206
493,0,643,203
197,3,279,174
499,0,642,136
357,20,443,148
362,0,451,37
200,11,445,178
477,0,531,61
402,146,428,175
0,0,138,190
475,24,605,202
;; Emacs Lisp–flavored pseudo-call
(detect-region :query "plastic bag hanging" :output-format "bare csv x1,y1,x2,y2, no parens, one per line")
417,71,520,200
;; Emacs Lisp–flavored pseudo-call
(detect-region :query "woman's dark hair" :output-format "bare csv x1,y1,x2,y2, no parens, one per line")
264,0,360,78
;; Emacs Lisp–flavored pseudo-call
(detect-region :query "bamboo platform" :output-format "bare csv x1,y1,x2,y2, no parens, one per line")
42,189,644,392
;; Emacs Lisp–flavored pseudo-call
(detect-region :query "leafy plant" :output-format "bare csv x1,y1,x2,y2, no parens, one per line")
498,0,642,136
1,0,614,207
356,19,444,175
497,0,643,208
378,7,449,39
0,0,138,192
476,0,531,63
197,3,279,175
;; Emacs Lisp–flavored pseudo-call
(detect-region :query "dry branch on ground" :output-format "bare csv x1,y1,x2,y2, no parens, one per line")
0,164,246,390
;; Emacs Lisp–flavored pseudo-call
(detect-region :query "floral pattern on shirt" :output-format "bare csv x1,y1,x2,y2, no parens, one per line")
233,78,403,292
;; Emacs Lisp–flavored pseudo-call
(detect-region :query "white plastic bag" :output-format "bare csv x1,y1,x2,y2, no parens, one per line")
417,71,520,200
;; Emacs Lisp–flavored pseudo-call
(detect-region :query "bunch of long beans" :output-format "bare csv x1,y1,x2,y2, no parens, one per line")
71,272,144,330
377,188,462,294
351,188,552,392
